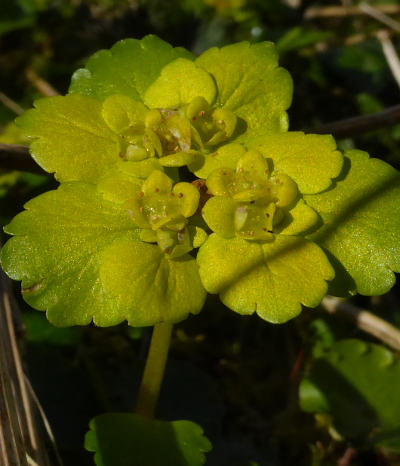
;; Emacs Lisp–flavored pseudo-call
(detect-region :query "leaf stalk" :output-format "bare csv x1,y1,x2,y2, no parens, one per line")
135,322,173,419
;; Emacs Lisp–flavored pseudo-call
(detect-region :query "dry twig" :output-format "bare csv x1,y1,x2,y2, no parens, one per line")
0,144,46,175
309,104,400,139
0,93,24,116
322,296,400,352
305,4,400,20
25,68,59,97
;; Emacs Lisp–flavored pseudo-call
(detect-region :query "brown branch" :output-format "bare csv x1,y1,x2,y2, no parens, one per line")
322,296,400,352
25,68,59,97
309,104,400,139
305,4,400,19
0,92,24,115
0,143,46,175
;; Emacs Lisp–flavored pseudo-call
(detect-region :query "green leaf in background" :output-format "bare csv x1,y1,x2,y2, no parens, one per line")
197,234,333,323
276,26,333,53
305,150,400,297
16,94,121,182
85,413,212,466
69,35,193,101
195,41,293,137
300,339,400,450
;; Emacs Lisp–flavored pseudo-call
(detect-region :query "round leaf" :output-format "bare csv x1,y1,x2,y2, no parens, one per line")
1,182,205,327
300,339,400,444
197,234,334,323
99,236,206,326
16,94,121,182
196,41,293,136
246,132,343,194
305,150,400,296
144,58,216,109
85,413,212,466
69,35,193,101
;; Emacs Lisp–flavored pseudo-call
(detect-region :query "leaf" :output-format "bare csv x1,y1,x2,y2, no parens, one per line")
1,182,204,327
99,236,206,326
69,35,193,101
195,41,293,137
144,58,217,109
16,94,121,182
197,234,333,323
300,339,400,445
246,132,343,194
85,413,212,466
277,26,333,53
305,150,400,296
277,199,319,236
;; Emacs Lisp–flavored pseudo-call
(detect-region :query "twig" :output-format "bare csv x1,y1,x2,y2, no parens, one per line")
338,446,357,466
0,92,24,115
359,2,400,33
0,143,46,175
322,296,400,352
309,104,400,139
305,4,400,20
377,31,400,89
25,68,59,97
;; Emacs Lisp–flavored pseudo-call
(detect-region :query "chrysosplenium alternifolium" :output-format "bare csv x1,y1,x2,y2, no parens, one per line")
2,36,400,327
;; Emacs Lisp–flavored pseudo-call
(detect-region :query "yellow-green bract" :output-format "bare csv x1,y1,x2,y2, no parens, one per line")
2,35,400,327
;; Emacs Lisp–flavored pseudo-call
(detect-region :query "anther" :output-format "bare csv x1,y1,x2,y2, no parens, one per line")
155,188,159,193
178,193,183,198
138,191,144,197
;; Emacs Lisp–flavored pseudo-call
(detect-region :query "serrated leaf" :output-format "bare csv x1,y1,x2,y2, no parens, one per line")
0,182,204,327
246,132,343,194
305,150,400,296
197,234,333,323
16,94,120,182
195,41,293,137
69,35,193,101
99,236,206,326
144,58,216,109
300,339,400,445
85,413,212,466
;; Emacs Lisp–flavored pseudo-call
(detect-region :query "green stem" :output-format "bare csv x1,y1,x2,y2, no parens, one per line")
135,322,173,419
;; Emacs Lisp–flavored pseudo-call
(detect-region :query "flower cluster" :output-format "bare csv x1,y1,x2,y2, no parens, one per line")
3,35,400,327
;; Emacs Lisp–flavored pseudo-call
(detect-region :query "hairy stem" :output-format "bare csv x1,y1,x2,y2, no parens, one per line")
135,322,173,419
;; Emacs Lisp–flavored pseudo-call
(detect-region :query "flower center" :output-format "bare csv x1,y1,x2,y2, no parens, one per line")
205,150,298,241
102,94,237,167
125,171,200,258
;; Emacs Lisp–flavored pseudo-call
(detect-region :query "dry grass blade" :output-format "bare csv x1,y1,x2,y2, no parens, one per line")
0,269,52,466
